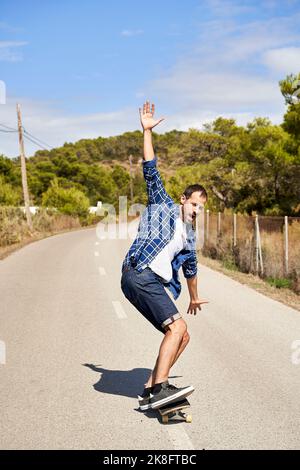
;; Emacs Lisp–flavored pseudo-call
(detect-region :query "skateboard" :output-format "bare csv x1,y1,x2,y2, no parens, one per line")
158,398,192,424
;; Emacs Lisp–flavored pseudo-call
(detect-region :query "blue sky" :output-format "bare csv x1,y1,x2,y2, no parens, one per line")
0,0,300,157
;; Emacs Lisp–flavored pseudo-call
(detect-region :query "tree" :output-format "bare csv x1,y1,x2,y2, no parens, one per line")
41,179,90,217
0,175,21,205
279,73,300,105
280,73,300,141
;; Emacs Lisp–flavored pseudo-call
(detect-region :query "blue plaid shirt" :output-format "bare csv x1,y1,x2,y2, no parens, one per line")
121,156,198,300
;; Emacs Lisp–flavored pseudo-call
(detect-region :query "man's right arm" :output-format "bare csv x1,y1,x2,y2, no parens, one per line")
143,129,155,161
139,101,172,205
139,101,163,161
143,156,172,205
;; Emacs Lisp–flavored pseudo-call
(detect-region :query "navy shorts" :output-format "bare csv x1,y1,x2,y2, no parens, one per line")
121,266,181,334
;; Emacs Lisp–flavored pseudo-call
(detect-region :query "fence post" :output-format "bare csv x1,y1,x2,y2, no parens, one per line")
217,211,221,238
255,215,259,274
233,213,237,247
196,207,205,249
206,209,210,245
284,215,289,275
255,215,264,275
258,220,264,275
129,154,134,204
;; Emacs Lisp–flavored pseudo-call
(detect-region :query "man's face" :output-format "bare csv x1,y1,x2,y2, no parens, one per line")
180,191,206,223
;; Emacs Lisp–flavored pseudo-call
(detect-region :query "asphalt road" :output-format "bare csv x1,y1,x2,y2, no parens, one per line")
0,223,300,449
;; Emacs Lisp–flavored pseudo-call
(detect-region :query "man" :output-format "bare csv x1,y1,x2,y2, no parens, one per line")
121,101,209,411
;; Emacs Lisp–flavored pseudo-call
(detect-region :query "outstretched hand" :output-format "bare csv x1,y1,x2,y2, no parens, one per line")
139,101,165,131
187,298,209,315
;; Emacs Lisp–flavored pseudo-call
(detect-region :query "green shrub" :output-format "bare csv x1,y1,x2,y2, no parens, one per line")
41,179,90,217
0,176,21,206
265,277,292,289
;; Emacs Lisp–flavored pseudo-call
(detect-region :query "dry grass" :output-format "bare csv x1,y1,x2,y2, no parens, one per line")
0,207,95,261
198,253,300,312
0,223,98,261
0,207,31,245
32,208,81,233
198,212,300,295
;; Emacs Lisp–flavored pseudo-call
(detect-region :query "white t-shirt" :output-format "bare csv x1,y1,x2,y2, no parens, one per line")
148,216,187,282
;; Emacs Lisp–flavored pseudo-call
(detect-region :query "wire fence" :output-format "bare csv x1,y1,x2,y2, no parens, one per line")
196,210,300,293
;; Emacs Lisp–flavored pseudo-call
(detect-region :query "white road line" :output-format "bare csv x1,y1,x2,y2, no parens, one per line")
94,251,99,257
166,424,195,450
0,340,6,365
98,266,106,275
112,301,127,319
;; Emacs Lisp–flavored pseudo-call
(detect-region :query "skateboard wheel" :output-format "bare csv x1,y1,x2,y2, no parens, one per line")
162,416,169,424
186,415,192,423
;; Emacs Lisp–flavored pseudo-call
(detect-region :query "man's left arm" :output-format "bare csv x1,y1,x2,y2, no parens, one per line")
186,275,209,315
182,247,209,315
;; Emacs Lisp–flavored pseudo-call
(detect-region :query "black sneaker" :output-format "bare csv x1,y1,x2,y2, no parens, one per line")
149,381,194,409
137,386,153,411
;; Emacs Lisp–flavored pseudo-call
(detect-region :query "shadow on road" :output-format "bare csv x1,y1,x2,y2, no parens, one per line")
83,363,151,398
83,363,184,421
83,363,182,401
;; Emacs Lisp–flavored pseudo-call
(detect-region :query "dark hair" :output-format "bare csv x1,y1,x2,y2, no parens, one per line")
183,184,208,200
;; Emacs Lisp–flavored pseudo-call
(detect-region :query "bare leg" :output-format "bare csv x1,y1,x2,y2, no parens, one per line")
144,319,189,389
144,331,189,388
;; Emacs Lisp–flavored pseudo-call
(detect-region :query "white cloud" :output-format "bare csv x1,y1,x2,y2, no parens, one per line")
0,40,28,62
121,29,144,37
263,47,300,74
141,10,298,128
151,67,279,109
0,41,28,48
0,97,141,157
262,0,299,8
0,93,283,159
205,0,255,17
148,70,283,132
194,13,300,66
0,22,23,33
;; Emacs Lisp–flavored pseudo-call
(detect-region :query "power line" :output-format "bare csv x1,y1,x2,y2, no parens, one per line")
23,128,52,150
0,121,52,151
23,133,50,151
0,123,18,132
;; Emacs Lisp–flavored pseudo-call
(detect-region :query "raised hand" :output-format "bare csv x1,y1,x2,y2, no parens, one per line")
139,101,165,131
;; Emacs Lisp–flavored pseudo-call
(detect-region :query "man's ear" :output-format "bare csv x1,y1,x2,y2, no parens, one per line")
180,194,186,204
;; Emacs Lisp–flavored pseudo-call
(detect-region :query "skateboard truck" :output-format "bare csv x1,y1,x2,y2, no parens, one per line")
158,398,192,424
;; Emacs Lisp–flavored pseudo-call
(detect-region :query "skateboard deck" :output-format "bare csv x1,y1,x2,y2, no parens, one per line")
158,398,192,424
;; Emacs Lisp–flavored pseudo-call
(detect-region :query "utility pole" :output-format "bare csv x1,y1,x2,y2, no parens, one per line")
129,154,134,204
17,103,33,231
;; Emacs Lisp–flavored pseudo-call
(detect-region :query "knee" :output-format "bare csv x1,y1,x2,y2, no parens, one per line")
168,318,187,337
183,330,190,345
